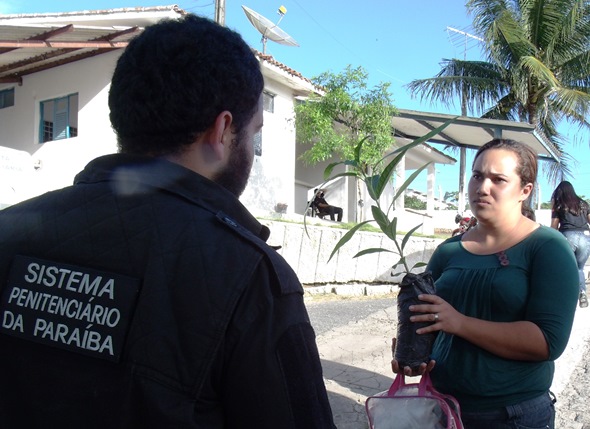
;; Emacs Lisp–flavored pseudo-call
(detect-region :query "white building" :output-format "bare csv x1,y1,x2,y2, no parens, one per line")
0,5,458,232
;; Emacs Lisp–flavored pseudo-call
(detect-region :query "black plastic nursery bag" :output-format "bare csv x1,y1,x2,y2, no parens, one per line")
395,271,437,371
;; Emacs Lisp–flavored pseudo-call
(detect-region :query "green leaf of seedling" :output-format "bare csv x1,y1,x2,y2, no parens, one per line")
367,174,380,201
401,223,423,251
328,220,372,262
325,171,360,182
324,162,359,181
387,217,398,240
344,160,359,168
406,116,460,147
371,205,393,239
374,150,405,199
411,262,428,271
323,162,343,180
353,136,371,163
391,257,405,270
390,257,406,277
353,248,394,258
393,162,431,202
406,118,456,146
379,118,457,164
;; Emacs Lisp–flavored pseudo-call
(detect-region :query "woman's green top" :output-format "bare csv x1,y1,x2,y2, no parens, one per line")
427,225,578,412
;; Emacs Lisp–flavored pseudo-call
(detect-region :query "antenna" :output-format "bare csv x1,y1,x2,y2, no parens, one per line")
242,5,299,54
446,26,483,60
444,26,484,220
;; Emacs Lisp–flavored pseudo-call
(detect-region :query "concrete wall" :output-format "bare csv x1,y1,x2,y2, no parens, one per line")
262,208,555,286
262,219,443,285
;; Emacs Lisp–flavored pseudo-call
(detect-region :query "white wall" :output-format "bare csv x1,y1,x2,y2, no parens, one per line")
0,51,305,215
0,146,35,207
294,135,353,222
240,79,298,216
0,50,120,198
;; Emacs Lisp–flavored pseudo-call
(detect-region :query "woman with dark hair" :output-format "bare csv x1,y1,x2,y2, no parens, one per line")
551,180,590,308
392,139,579,428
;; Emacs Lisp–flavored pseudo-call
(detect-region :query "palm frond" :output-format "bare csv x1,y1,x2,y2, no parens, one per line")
549,87,590,129
406,59,509,116
422,0,590,170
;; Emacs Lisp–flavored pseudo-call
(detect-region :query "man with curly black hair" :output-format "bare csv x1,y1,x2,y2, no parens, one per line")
0,14,335,428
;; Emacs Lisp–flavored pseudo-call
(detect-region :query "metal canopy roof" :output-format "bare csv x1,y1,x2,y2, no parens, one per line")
0,5,184,84
392,109,560,163
396,137,456,169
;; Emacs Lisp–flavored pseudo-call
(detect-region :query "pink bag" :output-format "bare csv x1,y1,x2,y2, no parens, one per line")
365,372,464,429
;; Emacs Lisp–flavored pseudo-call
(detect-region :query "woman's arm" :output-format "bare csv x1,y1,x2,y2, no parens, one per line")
410,295,549,360
411,230,578,362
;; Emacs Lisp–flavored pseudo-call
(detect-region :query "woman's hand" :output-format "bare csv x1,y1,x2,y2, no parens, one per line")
390,337,435,376
409,294,464,336
409,294,550,361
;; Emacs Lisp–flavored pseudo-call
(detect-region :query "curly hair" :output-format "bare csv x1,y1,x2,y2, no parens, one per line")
108,14,264,156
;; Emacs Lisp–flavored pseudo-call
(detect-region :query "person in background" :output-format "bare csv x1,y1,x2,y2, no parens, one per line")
392,139,578,429
551,180,590,308
522,204,536,221
313,188,343,222
0,15,335,429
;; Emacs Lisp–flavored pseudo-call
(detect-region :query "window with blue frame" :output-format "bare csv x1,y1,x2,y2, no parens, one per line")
39,93,78,143
0,88,15,109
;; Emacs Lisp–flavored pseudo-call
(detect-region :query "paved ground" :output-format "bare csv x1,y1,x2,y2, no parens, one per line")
309,294,590,429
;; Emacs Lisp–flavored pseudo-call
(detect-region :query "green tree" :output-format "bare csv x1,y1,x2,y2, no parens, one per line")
295,65,398,222
404,195,427,210
406,0,590,184
295,65,397,171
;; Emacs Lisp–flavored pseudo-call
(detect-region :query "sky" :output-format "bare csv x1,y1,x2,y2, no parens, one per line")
3,0,589,203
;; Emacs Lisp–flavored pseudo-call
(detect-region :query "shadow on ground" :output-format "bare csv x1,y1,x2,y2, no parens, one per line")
322,359,394,429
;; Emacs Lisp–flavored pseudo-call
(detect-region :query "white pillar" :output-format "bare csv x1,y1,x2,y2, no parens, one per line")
458,146,466,213
427,163,435,215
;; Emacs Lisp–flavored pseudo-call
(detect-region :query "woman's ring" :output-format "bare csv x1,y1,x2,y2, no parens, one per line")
433,313,439,322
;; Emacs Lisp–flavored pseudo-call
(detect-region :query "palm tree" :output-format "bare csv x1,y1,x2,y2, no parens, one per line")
407,0,590,186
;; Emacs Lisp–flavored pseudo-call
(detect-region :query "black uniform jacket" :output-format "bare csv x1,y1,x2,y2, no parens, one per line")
0,154,335,428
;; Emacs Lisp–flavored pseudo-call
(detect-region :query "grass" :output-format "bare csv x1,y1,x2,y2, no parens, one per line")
259,215,449,239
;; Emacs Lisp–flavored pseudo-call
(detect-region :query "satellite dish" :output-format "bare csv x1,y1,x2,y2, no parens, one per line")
242,5,299,54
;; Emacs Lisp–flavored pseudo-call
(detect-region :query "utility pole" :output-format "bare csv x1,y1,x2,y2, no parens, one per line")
215,0,226,26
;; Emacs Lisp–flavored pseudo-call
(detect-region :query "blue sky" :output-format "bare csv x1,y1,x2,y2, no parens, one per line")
3,0,589,202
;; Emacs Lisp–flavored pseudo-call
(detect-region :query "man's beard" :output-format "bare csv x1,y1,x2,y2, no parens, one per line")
213,131,253,197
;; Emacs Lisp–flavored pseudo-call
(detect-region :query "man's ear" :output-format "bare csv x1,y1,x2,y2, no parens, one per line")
209,111,233,160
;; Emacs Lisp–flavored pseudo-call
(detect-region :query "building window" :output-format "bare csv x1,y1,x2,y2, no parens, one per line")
263,91,275,113
0,88,15,109
39,93,78,143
